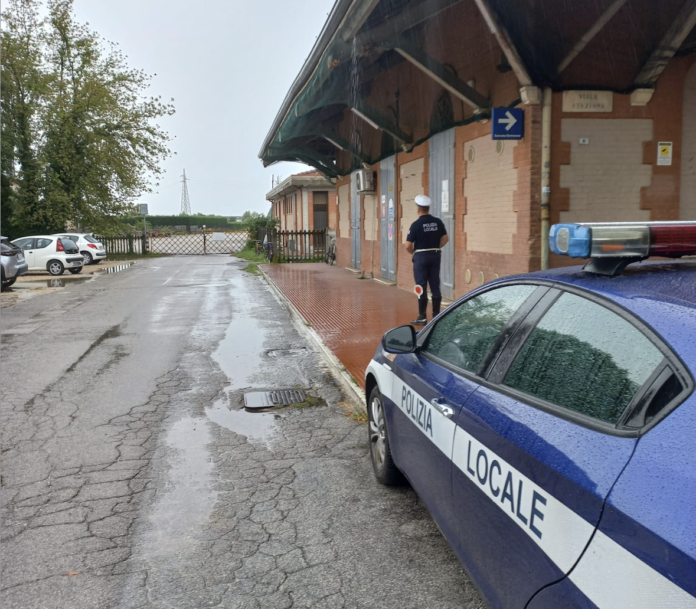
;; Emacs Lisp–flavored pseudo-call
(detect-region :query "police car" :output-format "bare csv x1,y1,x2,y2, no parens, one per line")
365,222,696,609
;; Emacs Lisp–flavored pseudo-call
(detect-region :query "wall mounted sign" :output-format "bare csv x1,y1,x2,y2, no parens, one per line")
381,195,386,218
441,180,450,213
562,91,613,113
492,108,524,140
657,142,673,166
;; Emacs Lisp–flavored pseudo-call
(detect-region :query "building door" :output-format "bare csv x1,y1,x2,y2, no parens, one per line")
380,155,396,281
351,172,361,269
429,129,455,299
313,191,328,230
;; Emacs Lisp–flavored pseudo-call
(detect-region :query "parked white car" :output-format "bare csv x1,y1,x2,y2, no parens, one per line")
53,233,106,265
11,235,84,276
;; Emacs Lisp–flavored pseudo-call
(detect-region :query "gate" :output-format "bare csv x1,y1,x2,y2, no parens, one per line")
350,171,361,269
380,155,396,281
429,129,455,299
262,229,327,263
97,231,248,255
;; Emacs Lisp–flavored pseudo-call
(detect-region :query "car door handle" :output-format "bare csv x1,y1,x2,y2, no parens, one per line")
431,398,454,419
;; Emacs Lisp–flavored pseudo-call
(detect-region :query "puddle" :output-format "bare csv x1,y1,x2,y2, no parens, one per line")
267,348,309,358
206,399,277,443
211,278,266,390
95,262,135,275
12,276,94,289
140,415,216,559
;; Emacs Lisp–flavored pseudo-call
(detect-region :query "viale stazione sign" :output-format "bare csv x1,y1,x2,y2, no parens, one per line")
562,90,613,113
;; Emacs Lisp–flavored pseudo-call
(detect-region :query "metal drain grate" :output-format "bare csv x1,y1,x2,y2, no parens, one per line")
244,389,307,409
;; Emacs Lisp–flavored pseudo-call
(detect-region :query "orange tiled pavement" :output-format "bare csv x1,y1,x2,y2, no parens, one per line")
262,264,422,389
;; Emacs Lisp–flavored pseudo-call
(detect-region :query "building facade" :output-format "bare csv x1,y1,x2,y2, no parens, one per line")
260,0,696,298
267,171,336,233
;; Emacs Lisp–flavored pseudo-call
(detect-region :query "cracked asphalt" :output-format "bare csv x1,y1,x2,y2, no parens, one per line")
1,256,482,608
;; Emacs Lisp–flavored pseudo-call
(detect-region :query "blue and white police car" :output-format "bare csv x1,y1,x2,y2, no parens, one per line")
365,222,696,609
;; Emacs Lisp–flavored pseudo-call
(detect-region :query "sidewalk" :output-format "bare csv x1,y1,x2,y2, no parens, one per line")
262,263,422,389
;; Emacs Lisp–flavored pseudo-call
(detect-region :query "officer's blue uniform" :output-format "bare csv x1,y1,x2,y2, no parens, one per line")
406,214,447,322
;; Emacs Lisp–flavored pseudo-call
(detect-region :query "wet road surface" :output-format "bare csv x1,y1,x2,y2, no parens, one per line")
1,256,482,608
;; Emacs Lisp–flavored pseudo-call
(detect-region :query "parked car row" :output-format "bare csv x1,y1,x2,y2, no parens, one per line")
1,233,107,290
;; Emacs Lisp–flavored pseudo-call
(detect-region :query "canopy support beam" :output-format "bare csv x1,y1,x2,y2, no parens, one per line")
315,128,372,164
558,0,629,73
351,104,413,146
471,0,532,86
394,46,490,110
635,0,696,86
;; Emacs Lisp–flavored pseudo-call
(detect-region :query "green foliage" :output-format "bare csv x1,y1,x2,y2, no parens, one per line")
1,0,174,239
120,215,239,229
242,211,278,235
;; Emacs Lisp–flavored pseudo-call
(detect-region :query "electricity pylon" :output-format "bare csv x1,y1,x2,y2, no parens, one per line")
180,169,191,215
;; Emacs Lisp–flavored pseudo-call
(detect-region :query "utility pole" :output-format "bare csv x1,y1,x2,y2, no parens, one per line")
180,169,192,215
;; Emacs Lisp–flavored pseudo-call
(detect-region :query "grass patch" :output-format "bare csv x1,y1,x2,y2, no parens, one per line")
106,253,165,261
350,410,368,424
292,394,323,409
234,247,268,264
242,263,261,276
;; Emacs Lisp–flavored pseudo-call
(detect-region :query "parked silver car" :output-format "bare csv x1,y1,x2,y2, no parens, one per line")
1,237,29,290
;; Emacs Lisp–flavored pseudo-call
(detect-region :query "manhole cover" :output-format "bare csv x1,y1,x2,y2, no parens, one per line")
244,389,307,409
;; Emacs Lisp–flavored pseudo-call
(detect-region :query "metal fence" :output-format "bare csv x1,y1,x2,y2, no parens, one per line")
257,229,328,263
96,231,249,256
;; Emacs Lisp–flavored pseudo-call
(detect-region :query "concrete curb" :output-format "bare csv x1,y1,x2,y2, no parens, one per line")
259,267,367,413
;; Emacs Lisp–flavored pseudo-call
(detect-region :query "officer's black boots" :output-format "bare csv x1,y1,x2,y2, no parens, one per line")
432,297,442,318
411,297,428,325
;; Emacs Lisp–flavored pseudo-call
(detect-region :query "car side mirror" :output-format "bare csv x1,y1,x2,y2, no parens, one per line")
382,325,417,354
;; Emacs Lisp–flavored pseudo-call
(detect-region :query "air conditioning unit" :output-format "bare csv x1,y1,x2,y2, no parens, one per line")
356,169,375,193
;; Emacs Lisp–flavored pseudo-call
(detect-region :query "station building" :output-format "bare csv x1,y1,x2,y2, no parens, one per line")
267,171,336,232
260,0,696,299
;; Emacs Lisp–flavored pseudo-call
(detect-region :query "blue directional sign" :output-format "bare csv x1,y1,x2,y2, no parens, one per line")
492,108,524,140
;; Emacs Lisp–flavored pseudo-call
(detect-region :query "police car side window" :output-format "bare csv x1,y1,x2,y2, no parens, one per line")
425,285,536,373
503,293,664,424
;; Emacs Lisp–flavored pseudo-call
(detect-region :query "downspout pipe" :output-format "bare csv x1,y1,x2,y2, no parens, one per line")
540,87,552,271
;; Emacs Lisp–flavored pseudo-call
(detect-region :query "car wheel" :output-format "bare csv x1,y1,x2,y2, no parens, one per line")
368,386,405,486
82,251,93,265
48,260,64,276
68,267,82,274
1,276,16,290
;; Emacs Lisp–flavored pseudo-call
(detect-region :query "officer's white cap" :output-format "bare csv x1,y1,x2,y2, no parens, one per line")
415,194,431,208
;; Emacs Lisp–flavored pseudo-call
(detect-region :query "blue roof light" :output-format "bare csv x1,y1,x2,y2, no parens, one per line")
549,224,591,258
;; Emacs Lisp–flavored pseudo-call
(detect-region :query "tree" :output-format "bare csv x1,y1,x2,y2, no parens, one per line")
0,0,175,237
1,0,47,236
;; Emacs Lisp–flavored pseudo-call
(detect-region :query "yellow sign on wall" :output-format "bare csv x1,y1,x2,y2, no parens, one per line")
657,142,673,166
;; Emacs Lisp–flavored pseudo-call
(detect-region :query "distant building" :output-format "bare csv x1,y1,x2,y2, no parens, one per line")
266,170,336,232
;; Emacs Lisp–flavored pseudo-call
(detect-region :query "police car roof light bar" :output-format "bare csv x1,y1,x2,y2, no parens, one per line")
549,222,696,277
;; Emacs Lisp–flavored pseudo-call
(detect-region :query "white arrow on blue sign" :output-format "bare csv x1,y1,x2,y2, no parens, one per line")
492,108,524,140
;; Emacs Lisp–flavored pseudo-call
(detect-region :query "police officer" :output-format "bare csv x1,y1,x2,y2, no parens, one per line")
405,194,449,325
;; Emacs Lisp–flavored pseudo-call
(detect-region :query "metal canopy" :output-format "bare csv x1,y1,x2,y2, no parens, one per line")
260,0,696,177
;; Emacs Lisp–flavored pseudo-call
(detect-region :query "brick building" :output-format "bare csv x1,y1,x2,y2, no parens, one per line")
266,171,336,232
260,0,696,298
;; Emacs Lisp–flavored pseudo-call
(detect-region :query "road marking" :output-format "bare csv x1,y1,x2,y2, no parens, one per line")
163,269,181,285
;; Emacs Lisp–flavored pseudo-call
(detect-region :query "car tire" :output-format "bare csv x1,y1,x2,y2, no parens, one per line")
82,251,93,265
68,267,82,274
368,386,405,486
47,260,64,276
1,272,16,290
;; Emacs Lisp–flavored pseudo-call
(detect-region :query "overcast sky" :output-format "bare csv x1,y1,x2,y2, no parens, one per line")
73,0,333,217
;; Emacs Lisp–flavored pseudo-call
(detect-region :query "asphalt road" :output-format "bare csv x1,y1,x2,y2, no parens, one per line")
1,256,482,609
